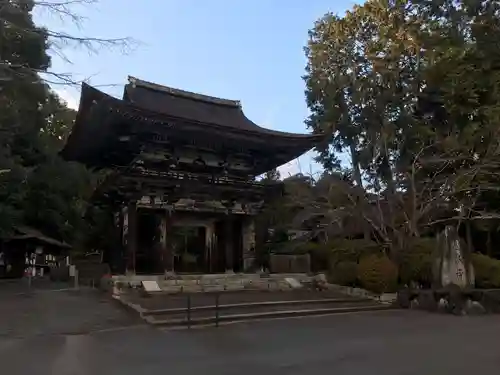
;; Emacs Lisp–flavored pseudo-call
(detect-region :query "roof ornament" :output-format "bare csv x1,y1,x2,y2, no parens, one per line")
128,76,137,88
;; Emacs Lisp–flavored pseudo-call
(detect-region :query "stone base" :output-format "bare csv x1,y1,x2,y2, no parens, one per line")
243,257,255,271
397,288,500,315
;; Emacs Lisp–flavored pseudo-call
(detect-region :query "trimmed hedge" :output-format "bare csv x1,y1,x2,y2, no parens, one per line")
357,254,398,294
329,261,358,286
329,239,384,266
472,253,500,289
397,237,435,287
325,239,384,287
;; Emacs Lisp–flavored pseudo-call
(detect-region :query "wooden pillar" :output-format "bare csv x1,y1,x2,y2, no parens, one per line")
164,213,174,273
205,221,216,273
121,206,129,269
112,211,122,273
157,212,173,273
125,202,137,274
241,216,256,271
224,217,234,271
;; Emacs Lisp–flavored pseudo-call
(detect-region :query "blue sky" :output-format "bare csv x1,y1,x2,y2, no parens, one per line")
34,0,359,177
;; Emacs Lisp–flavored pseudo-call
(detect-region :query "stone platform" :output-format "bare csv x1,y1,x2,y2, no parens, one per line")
109,273,394,328
109,273,313,294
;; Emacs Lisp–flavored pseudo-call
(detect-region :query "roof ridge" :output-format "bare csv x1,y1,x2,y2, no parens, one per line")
127,76,241,108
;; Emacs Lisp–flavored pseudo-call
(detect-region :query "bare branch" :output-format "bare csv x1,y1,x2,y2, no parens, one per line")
0,0,139,86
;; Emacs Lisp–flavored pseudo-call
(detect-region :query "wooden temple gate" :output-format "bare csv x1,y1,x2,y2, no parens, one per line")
60,76,323,275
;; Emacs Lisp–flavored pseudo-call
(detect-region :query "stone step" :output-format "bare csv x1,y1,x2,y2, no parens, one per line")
158,284,248,293
143,297,372,316
118,288,371,313
159,279,250,288
160,276,261,286
143,300,393,328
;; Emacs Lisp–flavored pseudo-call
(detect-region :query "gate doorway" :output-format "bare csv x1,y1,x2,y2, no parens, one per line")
172,226,207,273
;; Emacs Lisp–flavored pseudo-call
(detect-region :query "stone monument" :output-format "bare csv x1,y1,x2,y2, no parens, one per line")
433,225,475,288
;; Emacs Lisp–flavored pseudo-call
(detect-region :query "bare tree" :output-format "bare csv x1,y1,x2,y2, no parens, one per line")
288,135,500,258
0,0,136,86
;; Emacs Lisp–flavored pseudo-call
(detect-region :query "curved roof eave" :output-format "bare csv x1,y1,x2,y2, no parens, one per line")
60,83,326,165
124,77,325,141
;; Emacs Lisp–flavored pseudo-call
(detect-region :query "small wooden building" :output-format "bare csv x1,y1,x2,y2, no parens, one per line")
0,226,71,278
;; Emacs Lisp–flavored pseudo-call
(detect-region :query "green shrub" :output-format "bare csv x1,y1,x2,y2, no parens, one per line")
329,261,358,286
471,253,500,289
357,254,398,294
328,239,384,267
398,237,435,287
306,243,331,272
293,242,322,255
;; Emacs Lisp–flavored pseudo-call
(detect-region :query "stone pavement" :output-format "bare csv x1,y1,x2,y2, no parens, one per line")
0,283,140,338
1,301,500,375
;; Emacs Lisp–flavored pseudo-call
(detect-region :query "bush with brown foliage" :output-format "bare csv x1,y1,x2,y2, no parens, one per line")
357,254,398,294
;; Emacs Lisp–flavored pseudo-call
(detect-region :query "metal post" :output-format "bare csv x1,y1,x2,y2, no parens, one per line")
215,293,220,328
27,255,33,290
187,294,191,329
74,269,79,290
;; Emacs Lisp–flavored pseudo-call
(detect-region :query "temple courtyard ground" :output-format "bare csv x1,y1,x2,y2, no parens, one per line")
1,282,499,375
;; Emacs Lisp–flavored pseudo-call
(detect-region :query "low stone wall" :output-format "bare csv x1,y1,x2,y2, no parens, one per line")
106,272,315,295
269,254,311,273
75,261,110,286
397,288,500,315
324,282,397,305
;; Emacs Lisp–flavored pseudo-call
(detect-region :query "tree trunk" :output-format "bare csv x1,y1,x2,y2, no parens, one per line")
465,220,473,256
487,230,492,257
349,142,363,189
380,143,399,255
349,142,370,240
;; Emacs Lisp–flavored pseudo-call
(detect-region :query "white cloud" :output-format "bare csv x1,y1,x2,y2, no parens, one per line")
53,88,79,110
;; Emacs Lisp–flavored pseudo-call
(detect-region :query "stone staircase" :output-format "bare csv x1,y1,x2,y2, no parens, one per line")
139,294,391,328
111,273,395,328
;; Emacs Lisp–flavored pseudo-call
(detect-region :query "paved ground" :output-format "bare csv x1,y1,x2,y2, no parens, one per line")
0,282,140,338
1,281,500,374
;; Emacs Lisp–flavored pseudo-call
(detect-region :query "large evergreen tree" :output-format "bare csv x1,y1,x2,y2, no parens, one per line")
1,0,51,234
304,0,500,251
0,0,92,242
